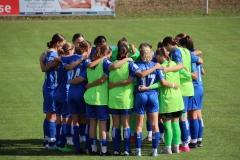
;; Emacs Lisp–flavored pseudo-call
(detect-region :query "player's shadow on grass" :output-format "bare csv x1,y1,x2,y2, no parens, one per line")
0,139,165,156
0,139,74,156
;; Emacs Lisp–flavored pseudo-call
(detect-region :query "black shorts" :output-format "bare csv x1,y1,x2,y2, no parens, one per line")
160,110,182,119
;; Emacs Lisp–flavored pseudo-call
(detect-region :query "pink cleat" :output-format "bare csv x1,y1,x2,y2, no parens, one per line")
179,144,190,152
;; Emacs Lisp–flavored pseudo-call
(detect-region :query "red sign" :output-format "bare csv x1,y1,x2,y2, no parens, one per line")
0,0,19,15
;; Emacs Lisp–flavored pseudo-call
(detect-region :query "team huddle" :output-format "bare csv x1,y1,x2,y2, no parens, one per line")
39,33,204,156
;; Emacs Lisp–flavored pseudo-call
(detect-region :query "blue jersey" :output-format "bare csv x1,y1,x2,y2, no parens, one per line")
193,64,203,86
53,63,70,99
102,58,112,76
152,53,158,63
43,51,58,89
61,53,91,88
135,62,164,93
170,48,199,64
128,61,140,78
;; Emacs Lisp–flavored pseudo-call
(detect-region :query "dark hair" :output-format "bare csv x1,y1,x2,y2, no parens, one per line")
94,35,107,46
91,44,111,62
157,41,163,48
72,33,84,42
58,42,74,56
75,40,89,55
179,36,194,51
156,47,170,67
176,33,186,39
117,44,129,60
47,33,65,48
85,40,92,48
162,36,177,47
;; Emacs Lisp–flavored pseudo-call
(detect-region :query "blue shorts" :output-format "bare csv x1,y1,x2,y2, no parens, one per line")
43,87,55,113
86,105,109,120
54,94,69,116
189,85,204,110
109,108,132,115
134,91,159,115
183,96,192,112
68,87,86,115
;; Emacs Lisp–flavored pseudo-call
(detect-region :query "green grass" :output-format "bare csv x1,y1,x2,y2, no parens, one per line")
0,15,240,159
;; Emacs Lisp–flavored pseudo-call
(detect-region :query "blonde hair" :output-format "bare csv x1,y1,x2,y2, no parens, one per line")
58,42,74,56
139,43,153,62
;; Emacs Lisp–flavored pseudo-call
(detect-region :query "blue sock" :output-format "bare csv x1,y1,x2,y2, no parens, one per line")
123,128,130,151
190,119,199,141
107,119,110,132
198,119,204,140
179,121,189,142
112,128,120,151
67,124,72,139
43,119,48,143
59,123,68,148
134,132,142,149
48,121,56,147
56,124,61,147
158,122,164,136
146,120,152,132
100,139,107,153
73,125,81,151
79,124,86,138
85,124,91,150
152,132,160,149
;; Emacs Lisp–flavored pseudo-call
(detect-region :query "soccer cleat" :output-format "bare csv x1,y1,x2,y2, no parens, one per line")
122,150,134,156
160,148,172,154
130,135,135,143
113,150,121,155
179,144,190,152
197,141,203,147
135,151,142,156
189,142,198,148
66,139,74,145
172,147,180,153
47,145,56,150
85,148,92,154
151,151,159,156
100,151,110,156
143,136,152,142
57,147,72,152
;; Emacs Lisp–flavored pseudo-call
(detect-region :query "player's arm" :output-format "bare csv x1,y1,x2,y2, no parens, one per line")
86,74,108,89
39,52,59,72
138,81,162,92
108,58,133,70
109,77,134,89
193,49,202,56
191,63,198,80
162,62,183,73
201,68,205,75
64,56,87,70
68,76,85,84
87,56,107,68
135,63,162,78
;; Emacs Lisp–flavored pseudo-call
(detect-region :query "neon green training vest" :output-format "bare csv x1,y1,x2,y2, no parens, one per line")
108,61,134,109
177,47,194,96
83,60,108,105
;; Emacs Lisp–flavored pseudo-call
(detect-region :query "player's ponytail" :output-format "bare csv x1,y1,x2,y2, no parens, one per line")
58,42,73,56
117,44,128,60
156,47,171,67
76,40,89,55
91,44,110,62
46,33,66,49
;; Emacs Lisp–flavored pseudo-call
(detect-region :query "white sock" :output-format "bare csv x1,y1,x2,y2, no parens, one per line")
91,144,97,152
148,131,152,138
101,146,107,153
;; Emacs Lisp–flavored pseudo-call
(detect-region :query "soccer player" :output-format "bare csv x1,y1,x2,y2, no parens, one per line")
161,36,203,152
133,43,178,157
39,33,66,150
180,36,205,148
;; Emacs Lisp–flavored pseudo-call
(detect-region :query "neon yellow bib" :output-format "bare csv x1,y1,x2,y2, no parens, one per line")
84,60,108,105
108,61,134,109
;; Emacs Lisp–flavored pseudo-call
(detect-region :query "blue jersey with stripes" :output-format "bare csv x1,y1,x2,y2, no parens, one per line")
61,53,91,88
193,64,203,86
54,63,70,98
135,61,164,93
43,51,58,89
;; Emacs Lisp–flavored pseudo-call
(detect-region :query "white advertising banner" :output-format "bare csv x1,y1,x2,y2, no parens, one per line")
0,0,115,16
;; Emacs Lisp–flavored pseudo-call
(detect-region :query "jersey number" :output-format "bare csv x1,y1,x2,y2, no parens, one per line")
70,68,80,80
141,74,156,86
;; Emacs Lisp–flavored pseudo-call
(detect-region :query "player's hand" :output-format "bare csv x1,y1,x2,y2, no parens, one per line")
162,67,170,73
85,84,90,89
173,83,179,90
126,58,133,62
129,44,135,54
154,63,162,70
183,66,188,71
138,85,149,91
108,83,115,89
